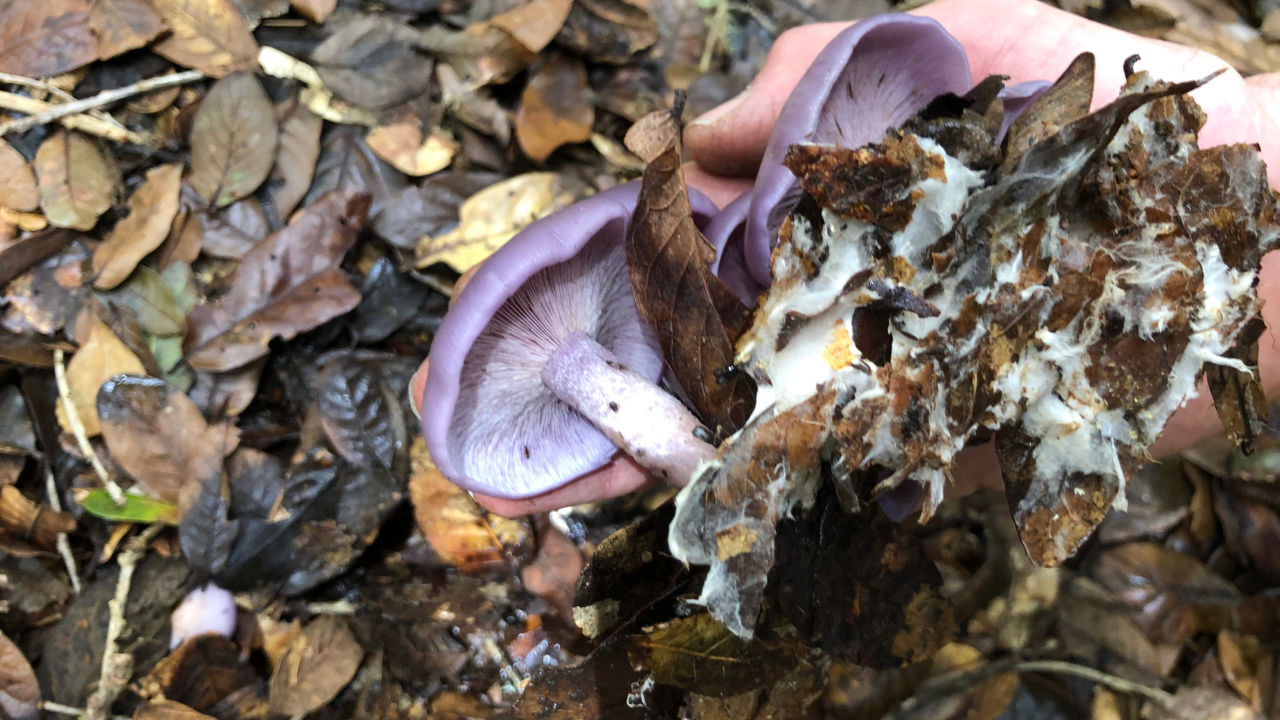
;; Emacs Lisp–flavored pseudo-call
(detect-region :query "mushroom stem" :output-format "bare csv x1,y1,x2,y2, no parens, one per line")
541,331,715,486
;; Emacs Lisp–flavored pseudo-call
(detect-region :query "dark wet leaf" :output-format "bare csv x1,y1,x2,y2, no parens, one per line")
268,615,364,715
629,613,801,697
179,465,239,577
573,502,691,641
97,374,238,504
770,491,956,666
515,642,667,720
139,635,267,717
312,15,434,110
315,350,410,473
0,0,96,77
555,0,658,64
184,190,370,371
1206,314,1268,455
627,142,754,438
304,125,407,220
193,197,272,260
350,256,431,343
188,72,279,208
369,170,503,249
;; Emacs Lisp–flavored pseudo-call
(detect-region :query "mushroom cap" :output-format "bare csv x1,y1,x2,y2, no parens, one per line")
738,14,973,287
421,181,720,498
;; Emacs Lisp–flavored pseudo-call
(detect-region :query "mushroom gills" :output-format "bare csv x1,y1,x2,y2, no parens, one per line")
540,331,715,485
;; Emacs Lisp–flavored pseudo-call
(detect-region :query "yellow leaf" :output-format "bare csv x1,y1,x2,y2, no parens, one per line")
366,121,457,177
414,172,573,273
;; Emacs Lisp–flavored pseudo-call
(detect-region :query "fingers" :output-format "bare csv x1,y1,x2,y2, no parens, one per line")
471,455,657,516
684,161,753,209
685,22,848,177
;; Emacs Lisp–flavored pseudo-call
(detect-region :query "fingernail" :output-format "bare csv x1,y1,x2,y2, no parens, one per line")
689,87,751,128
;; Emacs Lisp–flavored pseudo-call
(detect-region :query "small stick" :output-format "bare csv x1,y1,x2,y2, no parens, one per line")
1016,660,1175,707
43,462,81,594
0,72,125,127
84,523,164,720
0,69,203,137
53,349,126,505
0,91,145,144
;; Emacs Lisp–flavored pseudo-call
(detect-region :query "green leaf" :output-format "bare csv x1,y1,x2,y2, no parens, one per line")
74,488,179,525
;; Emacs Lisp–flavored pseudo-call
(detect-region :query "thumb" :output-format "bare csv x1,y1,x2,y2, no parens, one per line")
1246,72,1280,189
685,22,848,178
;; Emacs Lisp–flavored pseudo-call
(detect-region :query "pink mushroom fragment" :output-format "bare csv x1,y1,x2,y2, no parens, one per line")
169,582,237,649
420,182,723,499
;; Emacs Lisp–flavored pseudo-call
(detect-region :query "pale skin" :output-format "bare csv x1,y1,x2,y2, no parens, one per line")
416,0,1280,516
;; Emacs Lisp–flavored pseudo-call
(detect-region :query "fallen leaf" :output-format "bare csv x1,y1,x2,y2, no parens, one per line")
268,615,364,715
316,350,410,472
74,488,179,525
146,0,259,77
193,197,272,259
56,314,146,436
188,72,279,208
268,102,322,218
312,15,434,110
0,0,96,77
629,613,801,697
0,140,39,212
998,52,1095,176
555,0,658,64
409,438,532,574
627,142,754,438
97,374,238,503
90,0,165,60
138,635,267,716
302,125,406,217
35,129,120,231
290,0,334,23
93,163,183,289
184,190,370,371
367,119,458,177
133,700,217,720
1146,686,1264,720
521,519,583,621
370,170,504,250
1094,542,1240,645
1,234,84,333
516,52,595,162
0,628,40,720
488,0,574,53
415,172,573,272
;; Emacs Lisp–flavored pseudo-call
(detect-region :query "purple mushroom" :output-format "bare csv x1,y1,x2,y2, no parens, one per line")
420,181,722,499
735,15,973,288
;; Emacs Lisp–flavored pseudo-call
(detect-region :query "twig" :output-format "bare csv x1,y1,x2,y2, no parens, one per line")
0,91,145,144
0,72,126,127
84,524,164,720
0,69,203,137
43,462,81,594
1016,660,1176,707
53,349,126,505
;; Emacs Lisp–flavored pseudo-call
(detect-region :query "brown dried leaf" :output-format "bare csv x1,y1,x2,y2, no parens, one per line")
97,375,238,504
188,72,279,208
409,438,531,575
488,0,573,53
1094,542,1239,646
90,0,165,60
146,0,259,77
1207,314,1268,455
516,52,594,162
998,52,1096,176
0,0,96,77
629,613,800,698
268,102,322,218
366,119,458,177
184,190,369,371
414,172,574,272
56,314,146,436
35,130,120,231
1146,686,1263,720
289,0,335,23
520,519,582,620
624,103,682,164
0,139,38,212
0,628,40,720
628,143,754,438
312,15,434,110
133,700,217,720
192,197,271,260
93,163,183,290
268,615,364,715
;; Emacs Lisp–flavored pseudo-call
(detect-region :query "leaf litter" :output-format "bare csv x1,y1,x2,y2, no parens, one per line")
0,1,1279,718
